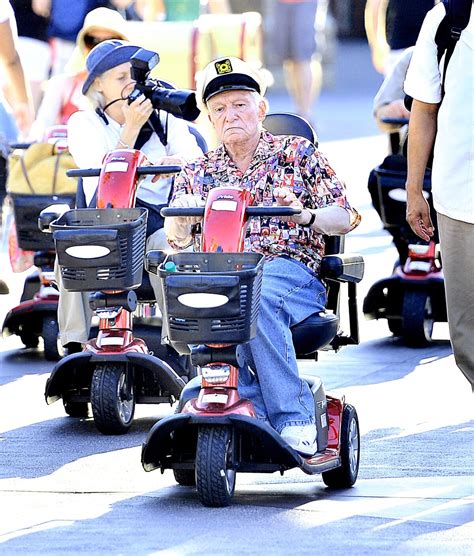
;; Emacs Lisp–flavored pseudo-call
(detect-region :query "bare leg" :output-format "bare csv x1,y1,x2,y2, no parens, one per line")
283,58,322,122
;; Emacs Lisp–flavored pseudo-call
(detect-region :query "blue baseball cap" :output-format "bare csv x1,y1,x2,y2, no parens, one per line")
82,39,143,95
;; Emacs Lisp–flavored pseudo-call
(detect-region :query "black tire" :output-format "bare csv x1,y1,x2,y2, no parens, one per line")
42,316,63,361
322,404,360,489
173,469,196,487
387,317,402,336
90,364,135,435
401,290,434,346
196,426,236,507
20,331,39,349
63,399,90,418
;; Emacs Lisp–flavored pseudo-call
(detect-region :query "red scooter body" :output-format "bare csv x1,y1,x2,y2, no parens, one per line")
2,263,61,359
141,185,362,507
44,149,186,433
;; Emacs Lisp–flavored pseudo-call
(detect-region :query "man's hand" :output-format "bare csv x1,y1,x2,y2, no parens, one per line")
151,155,185,182
164,193,204,247
378,99,410,121
406,191,435,241
170,193,205,225
273,186,308,225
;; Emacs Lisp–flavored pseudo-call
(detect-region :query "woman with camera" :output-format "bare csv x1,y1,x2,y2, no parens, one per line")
59,39,203,353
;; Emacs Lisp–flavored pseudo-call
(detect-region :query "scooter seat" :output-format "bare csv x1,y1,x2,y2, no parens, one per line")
291,312,339,355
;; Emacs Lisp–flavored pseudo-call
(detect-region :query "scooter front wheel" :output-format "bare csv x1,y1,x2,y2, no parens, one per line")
401,290,434,346
90,364,135,435
322,404,360,489
195,425,235,507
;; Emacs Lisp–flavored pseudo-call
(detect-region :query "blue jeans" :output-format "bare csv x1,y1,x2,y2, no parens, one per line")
238,256,326,433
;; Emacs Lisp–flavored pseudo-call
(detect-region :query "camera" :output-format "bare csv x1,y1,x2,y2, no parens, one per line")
128,48,200,121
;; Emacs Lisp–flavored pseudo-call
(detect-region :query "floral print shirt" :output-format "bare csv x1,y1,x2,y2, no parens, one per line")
171,131,360,273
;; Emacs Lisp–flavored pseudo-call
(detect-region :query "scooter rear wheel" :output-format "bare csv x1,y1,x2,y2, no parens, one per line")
322,404,359,488
63,399,90,418
173,469,196,486
19,331,39,349
401,290,434,346
196,425,235,507
91,364,135,435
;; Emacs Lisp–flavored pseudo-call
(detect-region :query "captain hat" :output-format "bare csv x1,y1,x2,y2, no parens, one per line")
196,56,267,109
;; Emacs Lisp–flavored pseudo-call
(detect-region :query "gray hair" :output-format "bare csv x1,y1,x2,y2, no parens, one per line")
85,82,105,110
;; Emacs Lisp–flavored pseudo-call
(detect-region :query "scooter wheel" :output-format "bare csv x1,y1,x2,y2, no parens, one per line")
90,364,135,435
387,318,402,337
173,469,196,487
322,404,360,489
20,331,39,349
195,425,235,507
401,290,434,346
42,316,63,361
63,399,90,418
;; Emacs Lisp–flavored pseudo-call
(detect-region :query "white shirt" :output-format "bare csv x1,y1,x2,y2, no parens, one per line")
67,108,203,206
404,3,474,224
0,0,15,29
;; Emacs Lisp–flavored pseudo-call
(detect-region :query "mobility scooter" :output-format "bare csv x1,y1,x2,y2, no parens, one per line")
2,127,77,359
42,148,194,434
141,114,365,507
364,118,446,346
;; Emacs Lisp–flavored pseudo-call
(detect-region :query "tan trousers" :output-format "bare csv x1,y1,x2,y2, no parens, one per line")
56,228,169,346
437,213,474,388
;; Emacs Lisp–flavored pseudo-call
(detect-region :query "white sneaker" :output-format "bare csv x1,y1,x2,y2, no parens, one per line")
281,424,318,456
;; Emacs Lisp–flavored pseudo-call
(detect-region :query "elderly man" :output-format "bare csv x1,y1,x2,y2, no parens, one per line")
165,57,361,456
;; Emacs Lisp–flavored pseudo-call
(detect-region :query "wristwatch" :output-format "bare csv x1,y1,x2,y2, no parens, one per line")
302,209,316,227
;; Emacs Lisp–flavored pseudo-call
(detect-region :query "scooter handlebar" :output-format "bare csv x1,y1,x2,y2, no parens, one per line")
380,117,409,126
246,207,301,217
161,206,301,218
161,207,204,217
9,142,32,150
38,203,71,232
66,165,182,178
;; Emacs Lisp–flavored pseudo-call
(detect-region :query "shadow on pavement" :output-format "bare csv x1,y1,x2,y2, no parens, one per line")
0,413,161,480
1,473,472,555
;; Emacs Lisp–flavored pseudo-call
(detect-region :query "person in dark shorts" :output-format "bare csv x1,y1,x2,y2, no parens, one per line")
272,0,320,122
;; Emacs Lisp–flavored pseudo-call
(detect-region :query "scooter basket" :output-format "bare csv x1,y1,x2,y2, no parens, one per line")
10,193,76,251
52,207,147,292
159,252,264,344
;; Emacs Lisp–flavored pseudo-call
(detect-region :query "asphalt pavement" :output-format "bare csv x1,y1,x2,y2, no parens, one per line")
0,39,472,555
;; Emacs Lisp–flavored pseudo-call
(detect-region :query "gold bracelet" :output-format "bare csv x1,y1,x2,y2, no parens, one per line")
118,139,132,149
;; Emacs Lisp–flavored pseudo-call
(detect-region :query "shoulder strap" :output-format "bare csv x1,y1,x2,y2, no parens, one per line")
134,110,168,150
435,0,472,96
